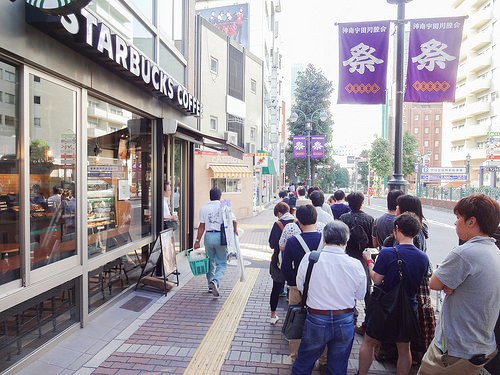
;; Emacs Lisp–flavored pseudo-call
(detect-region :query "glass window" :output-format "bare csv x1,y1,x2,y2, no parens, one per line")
435,127,440,134
34,95,41,104
435,114,441,121
0,91,2,102
158,0,184,49
414,114,419,121
132,18,154,60
251,79,257,94
29,74,77,271
5,93,15,105
424,127,430,134
424,114,429,121
130,0,153,24
414,127,419,134
87,97,151,259
211,178,242,193
435,140,440,147
229,45,244,100
210,57,219,74
210,116,218,131
4,70,15,82
424,140,429,147
159,42,185,84
0,61,20,286
434,154,439,161
250,127,255,140
34,117,41,128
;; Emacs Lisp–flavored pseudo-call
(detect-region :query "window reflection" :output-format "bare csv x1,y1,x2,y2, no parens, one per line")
87,97,151,259
0,61,20,285
29,75,77,270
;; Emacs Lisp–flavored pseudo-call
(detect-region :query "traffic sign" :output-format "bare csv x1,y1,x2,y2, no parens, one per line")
420,174,467,181
422,167,466,174
480,166,500,172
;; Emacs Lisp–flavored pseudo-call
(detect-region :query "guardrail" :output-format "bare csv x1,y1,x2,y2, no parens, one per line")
418,186,500,202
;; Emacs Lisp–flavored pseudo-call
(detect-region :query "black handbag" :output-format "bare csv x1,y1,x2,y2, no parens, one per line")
365,247,421,342
269,262,285,283
281,251,320,340
220,223,227,245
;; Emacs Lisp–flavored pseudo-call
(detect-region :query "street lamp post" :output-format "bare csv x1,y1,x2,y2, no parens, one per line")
289,109,327,188
387,0,412,192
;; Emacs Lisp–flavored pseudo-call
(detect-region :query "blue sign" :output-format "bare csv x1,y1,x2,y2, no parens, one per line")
420,174,467,181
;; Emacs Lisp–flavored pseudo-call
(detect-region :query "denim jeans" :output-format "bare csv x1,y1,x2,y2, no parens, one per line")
204,231,227,287
292,311,355,375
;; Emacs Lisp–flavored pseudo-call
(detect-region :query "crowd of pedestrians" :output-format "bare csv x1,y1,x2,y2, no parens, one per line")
268,185,500,375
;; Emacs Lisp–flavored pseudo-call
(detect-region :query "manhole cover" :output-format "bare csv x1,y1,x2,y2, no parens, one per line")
120,296,152,312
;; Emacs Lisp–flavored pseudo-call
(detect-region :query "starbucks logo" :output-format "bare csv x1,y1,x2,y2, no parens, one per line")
25,0,92,15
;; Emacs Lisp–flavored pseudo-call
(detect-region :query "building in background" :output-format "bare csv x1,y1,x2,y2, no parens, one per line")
196,0,283,204
446,0,499,187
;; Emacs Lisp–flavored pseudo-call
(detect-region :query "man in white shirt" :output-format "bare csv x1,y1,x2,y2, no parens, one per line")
293,221,366,375
295,186,311,207
194,187,237,297
310,190,334,225
163,182,178,229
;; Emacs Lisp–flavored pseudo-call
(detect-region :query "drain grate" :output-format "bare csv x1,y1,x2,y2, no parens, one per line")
120,296,152,312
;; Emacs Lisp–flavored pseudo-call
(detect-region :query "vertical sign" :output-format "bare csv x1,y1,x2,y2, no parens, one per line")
338,21,391,104
293,136,307,158
405,17,465,102
310,136,325,159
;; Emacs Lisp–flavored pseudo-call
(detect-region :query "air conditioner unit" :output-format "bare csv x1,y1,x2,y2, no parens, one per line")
245,142,256,154
224,131,238,145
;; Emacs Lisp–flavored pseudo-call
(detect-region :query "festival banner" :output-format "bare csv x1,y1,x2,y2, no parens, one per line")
404,17,465,102
338,21,391,104
292,136,307,158
310,136,325,159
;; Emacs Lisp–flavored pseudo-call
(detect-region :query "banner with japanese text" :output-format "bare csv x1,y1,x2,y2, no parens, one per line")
338,21,390,104
292,136,306,158
310,136,325,159
404,17,465,102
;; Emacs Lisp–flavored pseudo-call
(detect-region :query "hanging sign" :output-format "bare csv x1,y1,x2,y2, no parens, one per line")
310,136,325,159
404,17,465,103
338,21,391,104
293,136,307,158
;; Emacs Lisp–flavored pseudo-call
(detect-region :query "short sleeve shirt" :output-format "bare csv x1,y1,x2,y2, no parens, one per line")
372,213,396,247
198,200,223,231
373,244,428,296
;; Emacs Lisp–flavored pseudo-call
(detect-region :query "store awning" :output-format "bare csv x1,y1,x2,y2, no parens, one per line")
209,165,252,178
262,158,277,175
164,119,244,159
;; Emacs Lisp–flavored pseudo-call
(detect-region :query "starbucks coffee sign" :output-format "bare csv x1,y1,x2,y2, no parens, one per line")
25,3,202,116
26,0,92,15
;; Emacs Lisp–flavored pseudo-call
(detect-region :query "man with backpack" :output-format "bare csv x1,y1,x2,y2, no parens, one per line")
340,192,374,330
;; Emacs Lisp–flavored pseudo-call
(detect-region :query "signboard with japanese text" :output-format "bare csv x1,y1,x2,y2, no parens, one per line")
404,17,465,102
338,21,391,104
310,136,325,159
421,174,467,181
293,136,307,158
422,167,466,174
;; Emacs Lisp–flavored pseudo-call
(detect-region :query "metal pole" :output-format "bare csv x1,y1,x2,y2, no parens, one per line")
306,121,311,188
417,156,421,197
387,0,408,192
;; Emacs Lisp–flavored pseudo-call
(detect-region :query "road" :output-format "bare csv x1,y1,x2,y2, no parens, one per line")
364,197,457,269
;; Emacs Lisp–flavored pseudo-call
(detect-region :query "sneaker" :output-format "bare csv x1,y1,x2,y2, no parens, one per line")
208,287,213,293
354,325,366,336
269,315,279,325
279,290,287,297
210,281,220,297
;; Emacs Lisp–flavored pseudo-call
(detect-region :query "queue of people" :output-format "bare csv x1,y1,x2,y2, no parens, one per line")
267,188,500,375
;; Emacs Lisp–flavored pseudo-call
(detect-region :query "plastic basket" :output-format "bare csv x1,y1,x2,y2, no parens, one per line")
187,248,209,276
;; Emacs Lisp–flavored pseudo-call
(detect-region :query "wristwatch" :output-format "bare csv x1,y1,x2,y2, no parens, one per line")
195,239,200,243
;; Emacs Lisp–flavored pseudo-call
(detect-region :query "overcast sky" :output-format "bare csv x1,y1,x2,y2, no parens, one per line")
280,0,459,150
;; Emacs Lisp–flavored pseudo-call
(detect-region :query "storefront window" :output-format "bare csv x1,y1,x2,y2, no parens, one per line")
87,97,151,259
29,74,77,271
0,61,20,285
211,178,242,193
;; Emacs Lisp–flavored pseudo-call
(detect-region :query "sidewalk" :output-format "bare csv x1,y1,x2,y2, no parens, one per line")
15,204,403,375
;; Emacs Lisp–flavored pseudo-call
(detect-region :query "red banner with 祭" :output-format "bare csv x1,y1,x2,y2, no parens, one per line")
338,21,391,105
404,17,465,103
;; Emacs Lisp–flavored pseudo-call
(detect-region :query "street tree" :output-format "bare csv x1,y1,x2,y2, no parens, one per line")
402,131,419,178
369,138,392,179
285,64,334,184
356,150,369,191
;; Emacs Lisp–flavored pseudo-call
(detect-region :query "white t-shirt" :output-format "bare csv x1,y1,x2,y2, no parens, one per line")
296,245,366,310
163,196,171,219
199,200,223,231
279,221,325,250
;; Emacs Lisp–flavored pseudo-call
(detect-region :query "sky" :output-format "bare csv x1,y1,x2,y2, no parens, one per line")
280,0,458,151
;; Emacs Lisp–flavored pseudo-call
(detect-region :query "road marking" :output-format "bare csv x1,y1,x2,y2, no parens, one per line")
426,219,455,230
184,268,259,374
238,223,274,229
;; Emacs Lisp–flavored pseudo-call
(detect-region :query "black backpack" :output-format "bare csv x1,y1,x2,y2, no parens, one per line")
347,215,369,255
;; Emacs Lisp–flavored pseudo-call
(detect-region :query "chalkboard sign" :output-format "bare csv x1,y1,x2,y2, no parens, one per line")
141,235,162,276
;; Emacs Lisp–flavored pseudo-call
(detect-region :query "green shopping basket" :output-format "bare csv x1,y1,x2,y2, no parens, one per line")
186,248,209,276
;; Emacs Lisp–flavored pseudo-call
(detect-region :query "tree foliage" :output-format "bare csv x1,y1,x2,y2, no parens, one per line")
332,167,350,189
369,138,392,179
356,150,369,191
402,131,419,178
285,64,334,184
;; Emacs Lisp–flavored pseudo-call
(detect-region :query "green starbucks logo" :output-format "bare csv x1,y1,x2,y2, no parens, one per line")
26,0,92,15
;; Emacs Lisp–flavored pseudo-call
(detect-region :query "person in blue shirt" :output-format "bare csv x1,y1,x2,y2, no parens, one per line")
358,212,429,375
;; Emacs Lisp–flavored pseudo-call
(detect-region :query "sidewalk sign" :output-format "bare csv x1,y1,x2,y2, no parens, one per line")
135,228,179,294
222,202,245,282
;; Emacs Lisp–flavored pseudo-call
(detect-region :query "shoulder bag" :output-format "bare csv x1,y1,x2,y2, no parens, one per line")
220,206,227,246
365,247,421,342
281,251,320,340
